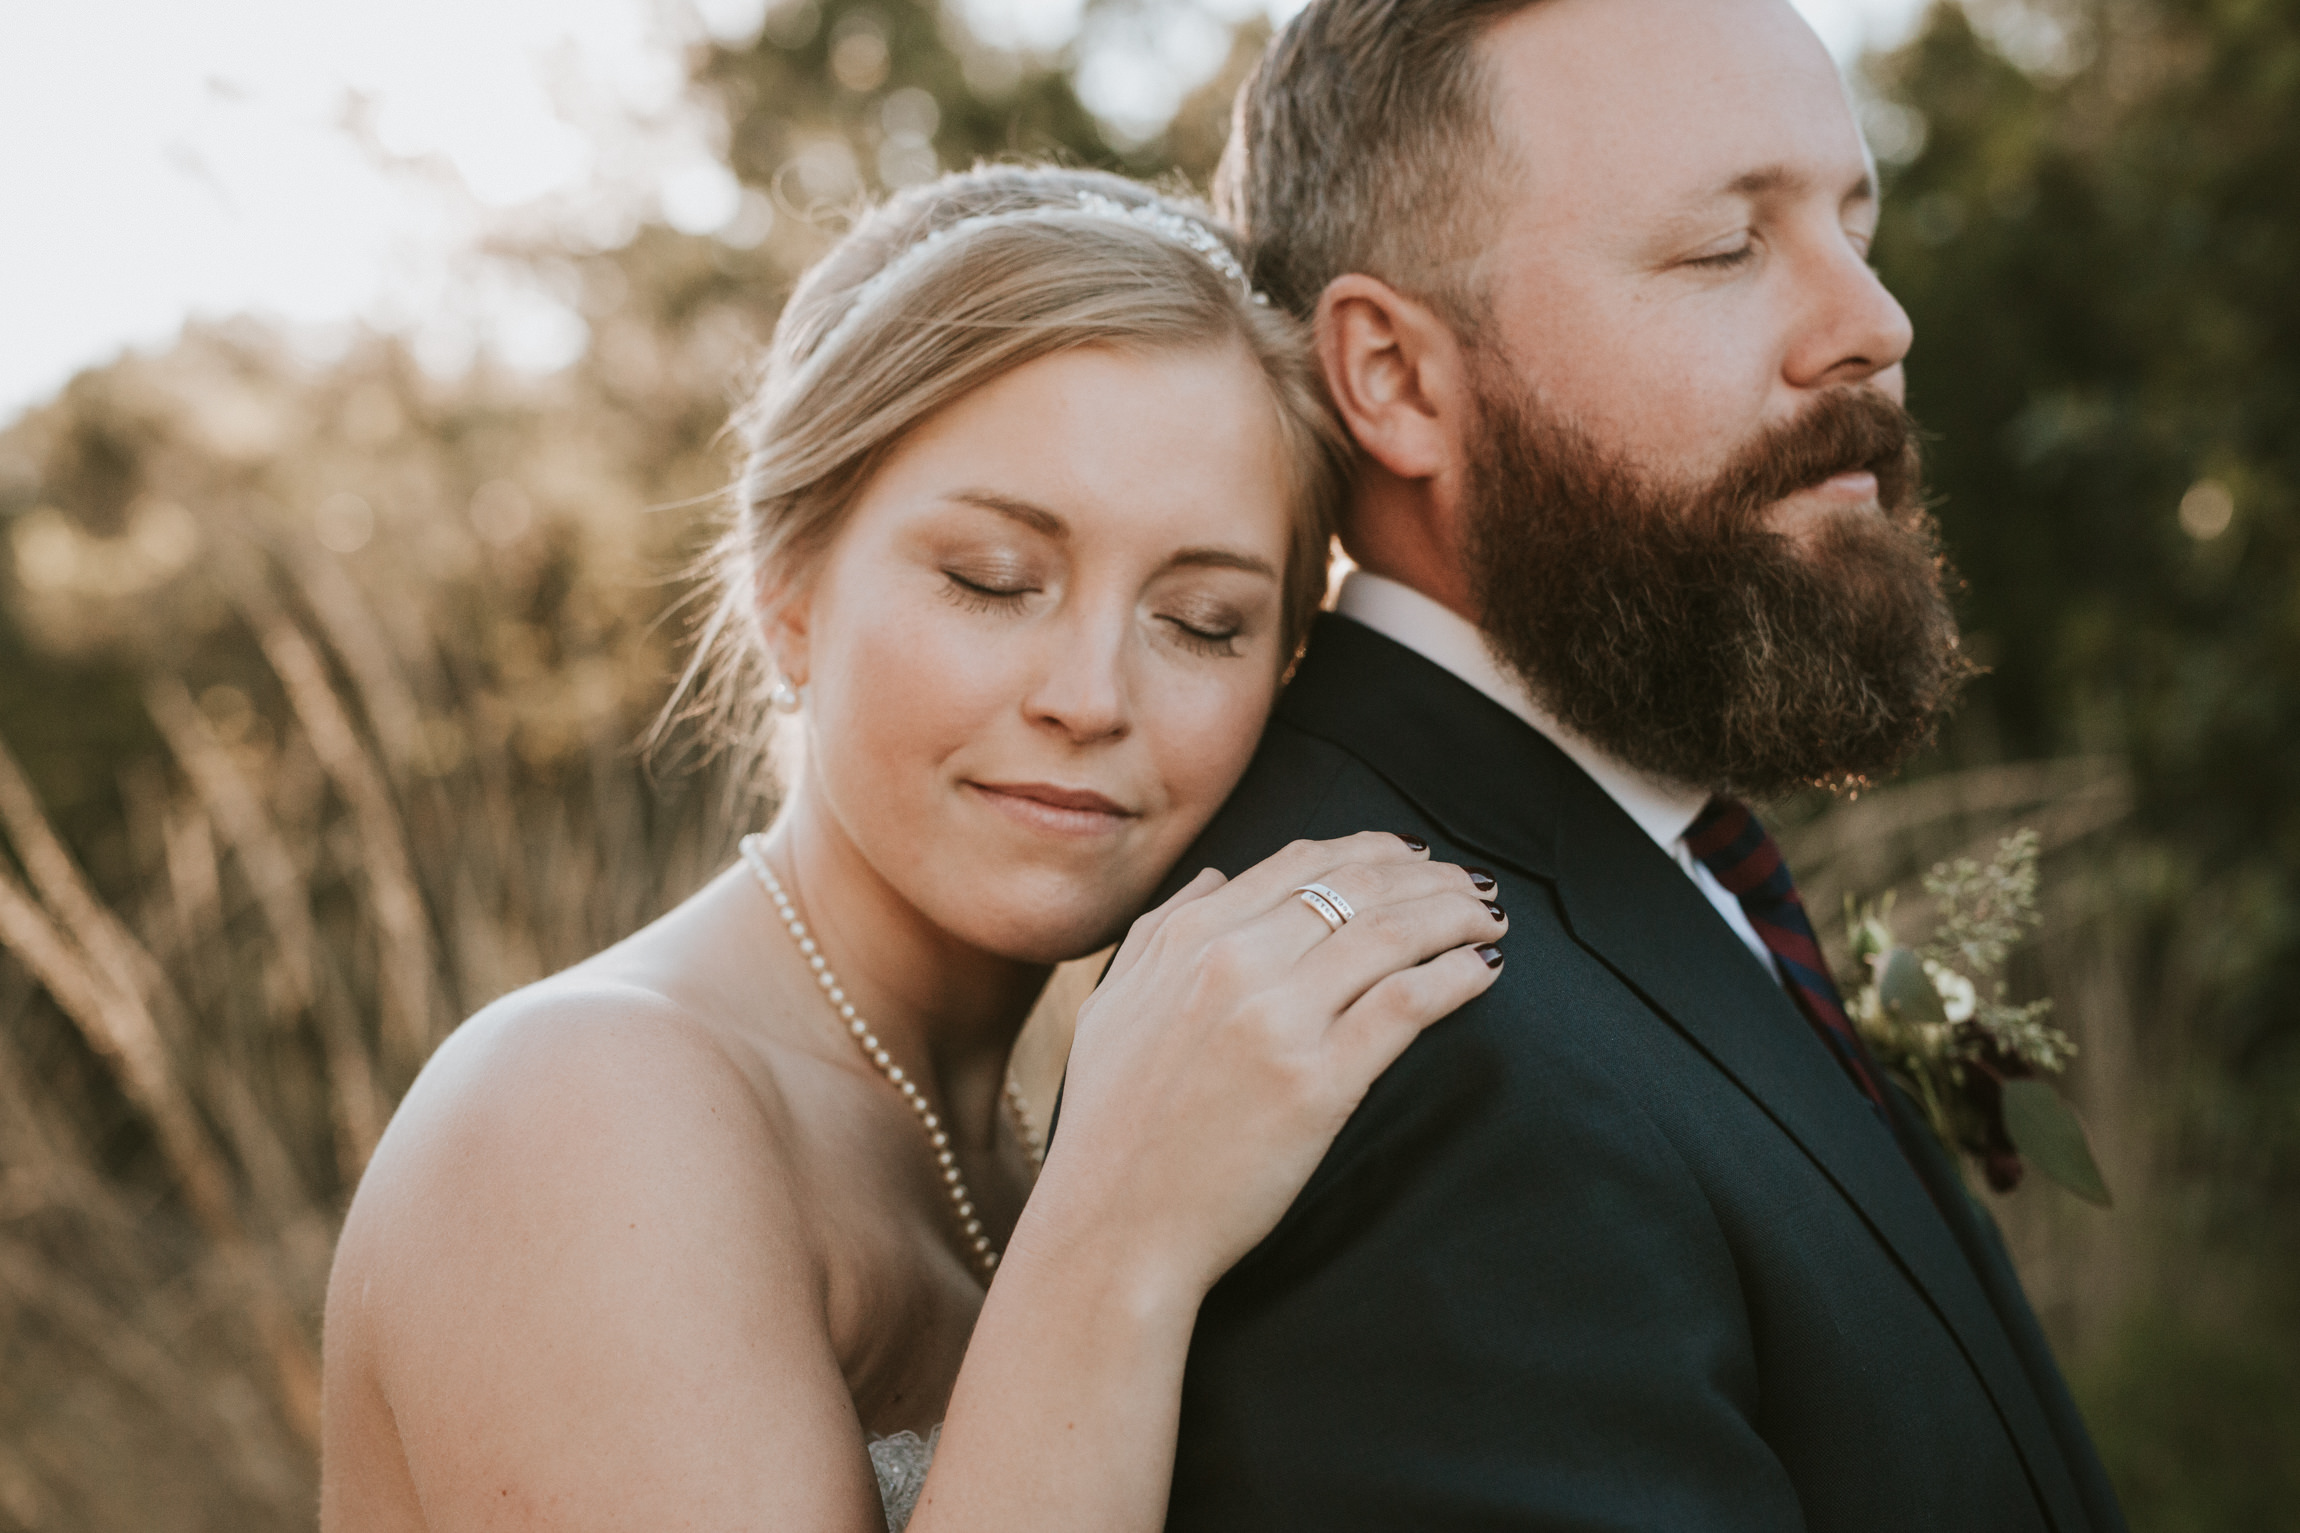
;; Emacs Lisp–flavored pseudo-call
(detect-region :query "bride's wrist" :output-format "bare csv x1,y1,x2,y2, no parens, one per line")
1003,1165,1212,1328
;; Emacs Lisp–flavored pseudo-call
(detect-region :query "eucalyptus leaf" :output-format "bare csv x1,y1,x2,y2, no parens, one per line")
1876,946,1948,1024
2001,1079,2113,1207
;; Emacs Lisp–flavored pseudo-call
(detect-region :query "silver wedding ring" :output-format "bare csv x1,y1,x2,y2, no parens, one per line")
1293,882,1354,934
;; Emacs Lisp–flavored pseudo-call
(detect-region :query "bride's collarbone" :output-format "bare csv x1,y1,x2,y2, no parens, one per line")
755,1030,1033,1237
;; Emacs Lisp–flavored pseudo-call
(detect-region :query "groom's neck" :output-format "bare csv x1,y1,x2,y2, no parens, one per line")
1341,475,1482,630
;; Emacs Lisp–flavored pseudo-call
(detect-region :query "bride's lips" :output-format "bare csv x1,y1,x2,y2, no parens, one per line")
966,781,1139,836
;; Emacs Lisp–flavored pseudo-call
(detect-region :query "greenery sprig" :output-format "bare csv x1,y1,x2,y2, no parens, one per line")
1843,830,2111,1206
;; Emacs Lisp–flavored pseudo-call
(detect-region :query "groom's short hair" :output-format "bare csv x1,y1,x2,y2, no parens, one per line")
1213,0,1542,325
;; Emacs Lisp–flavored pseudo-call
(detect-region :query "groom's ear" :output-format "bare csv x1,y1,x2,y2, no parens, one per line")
1314,275,1470,485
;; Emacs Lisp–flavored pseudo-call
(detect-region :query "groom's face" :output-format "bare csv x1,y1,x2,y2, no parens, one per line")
1469,0,1910,530
1420,0,1964,796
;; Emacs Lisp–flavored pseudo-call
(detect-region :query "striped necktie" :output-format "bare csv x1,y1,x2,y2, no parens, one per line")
1686,796,1889,1113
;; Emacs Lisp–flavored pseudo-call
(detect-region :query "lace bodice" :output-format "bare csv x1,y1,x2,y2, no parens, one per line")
869,1426,939,1532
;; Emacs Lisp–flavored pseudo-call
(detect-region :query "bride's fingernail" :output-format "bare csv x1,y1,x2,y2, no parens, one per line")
1395,833,1428,852
1465,868,1496,893
1476,944,1505,969
1483,900,1505,921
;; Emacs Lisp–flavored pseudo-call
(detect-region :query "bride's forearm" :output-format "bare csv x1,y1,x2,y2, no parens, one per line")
906,1170,1206,1533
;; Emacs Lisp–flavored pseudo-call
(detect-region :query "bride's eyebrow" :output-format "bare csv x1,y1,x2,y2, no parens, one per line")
942,488,1272,578
1165,547,1277,578
945,488,1066,536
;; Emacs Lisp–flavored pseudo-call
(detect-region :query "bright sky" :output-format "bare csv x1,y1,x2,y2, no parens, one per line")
0,0,1933,425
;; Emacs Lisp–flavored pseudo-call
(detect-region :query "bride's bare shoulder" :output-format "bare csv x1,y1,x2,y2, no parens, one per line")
320,930,881,1528
346,959,805,1246
327,943,832,1377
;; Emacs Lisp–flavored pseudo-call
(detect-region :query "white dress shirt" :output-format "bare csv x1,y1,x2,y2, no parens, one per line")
1334,571,1777,977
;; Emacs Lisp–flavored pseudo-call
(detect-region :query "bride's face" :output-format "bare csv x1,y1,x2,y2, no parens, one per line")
774,342,1301,963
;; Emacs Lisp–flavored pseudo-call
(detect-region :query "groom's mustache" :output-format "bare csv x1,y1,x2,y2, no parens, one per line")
1704,387,1923,529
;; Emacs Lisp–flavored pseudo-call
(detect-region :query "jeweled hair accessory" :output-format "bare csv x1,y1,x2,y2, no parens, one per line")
803,189,1268,370
1071,190,1258,294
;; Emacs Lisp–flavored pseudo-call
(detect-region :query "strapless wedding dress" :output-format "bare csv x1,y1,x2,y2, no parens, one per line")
870,1426,939,1531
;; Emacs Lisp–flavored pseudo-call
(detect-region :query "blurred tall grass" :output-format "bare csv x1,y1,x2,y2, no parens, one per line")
0,323,759,1528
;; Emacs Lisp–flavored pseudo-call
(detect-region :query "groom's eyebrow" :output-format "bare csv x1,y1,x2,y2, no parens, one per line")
1719,163,1878,209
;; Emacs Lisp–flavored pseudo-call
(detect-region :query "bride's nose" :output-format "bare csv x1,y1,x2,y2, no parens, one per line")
1020,608,1131,744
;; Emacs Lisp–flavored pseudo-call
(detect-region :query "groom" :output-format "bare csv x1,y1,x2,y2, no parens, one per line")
1160,0,2126,1528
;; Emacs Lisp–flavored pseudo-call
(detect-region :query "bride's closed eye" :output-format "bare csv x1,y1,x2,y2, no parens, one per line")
1156,598,1250,658
1161,618,1241,658
942,564,1040,612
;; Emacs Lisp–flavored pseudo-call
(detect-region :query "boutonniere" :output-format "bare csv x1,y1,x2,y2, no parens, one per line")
1841,829,2111,1206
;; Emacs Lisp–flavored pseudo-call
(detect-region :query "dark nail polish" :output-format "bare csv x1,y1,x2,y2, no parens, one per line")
1476,944,1505,969
1484,900,1505,922
1465,868,1496,893
1395,833,1428,852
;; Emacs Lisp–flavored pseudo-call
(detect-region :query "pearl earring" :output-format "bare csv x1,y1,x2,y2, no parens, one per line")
769,679,802,714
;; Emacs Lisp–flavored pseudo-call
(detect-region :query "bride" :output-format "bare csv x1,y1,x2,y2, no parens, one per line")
319,165,1507,1532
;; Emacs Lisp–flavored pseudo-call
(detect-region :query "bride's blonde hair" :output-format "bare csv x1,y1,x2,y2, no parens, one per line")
669,164,1349,782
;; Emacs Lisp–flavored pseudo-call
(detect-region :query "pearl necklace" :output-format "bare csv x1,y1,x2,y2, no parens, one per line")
739,835,1038,1281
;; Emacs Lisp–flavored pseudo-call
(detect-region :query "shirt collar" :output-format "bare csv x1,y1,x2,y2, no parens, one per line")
1332,570,1711,853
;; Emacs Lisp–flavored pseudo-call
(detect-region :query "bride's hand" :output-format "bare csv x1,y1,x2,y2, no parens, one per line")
1020,832,1504,1306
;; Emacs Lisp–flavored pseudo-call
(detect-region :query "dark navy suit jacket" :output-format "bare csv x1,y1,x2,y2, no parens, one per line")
1158,615,2126,1532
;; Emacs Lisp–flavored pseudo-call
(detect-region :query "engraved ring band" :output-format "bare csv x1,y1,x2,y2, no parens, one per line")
1292,882,1354,935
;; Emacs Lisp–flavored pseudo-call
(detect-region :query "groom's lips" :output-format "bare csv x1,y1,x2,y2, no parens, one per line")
967,780,1138,836
1770,469,1882,536
1787,468,1880,503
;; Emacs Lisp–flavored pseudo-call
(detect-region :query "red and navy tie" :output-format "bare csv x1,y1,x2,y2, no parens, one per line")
1686,796,1890,1114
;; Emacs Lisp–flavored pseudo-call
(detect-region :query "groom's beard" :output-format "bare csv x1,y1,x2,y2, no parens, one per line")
1462,376,1973,801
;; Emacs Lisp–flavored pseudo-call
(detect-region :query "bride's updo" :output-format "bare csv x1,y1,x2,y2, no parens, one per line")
677,165,1348,771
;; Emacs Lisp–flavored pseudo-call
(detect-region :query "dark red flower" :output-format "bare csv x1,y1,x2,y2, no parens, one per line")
1960,1036,2035,1194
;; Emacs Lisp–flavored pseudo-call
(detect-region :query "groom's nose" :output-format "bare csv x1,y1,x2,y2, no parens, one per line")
1783,240,1914,399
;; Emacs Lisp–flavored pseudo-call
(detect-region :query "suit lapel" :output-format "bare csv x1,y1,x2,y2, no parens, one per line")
1280,615,2088,1532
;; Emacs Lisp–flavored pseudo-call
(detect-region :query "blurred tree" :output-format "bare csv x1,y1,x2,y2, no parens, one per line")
698,0,1117,192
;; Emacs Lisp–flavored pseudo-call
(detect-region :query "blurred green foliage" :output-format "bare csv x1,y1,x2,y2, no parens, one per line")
0,0,2295,1527
1870,0,2300,1521
2081,1305,2300,1530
